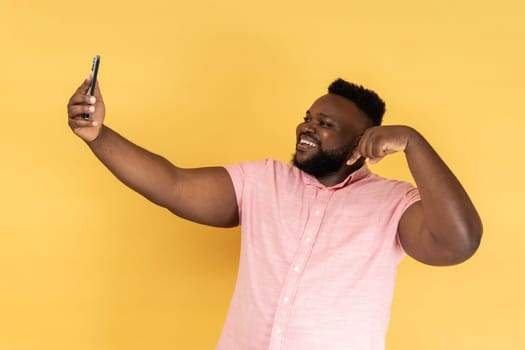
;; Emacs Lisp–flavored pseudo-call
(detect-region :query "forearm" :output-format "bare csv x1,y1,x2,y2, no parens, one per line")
87,125,181,208
404,128,482,250
68,79,239,227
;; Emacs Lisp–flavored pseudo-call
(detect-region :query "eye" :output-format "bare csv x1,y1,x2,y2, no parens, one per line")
303,116,311,123
319,120,333,128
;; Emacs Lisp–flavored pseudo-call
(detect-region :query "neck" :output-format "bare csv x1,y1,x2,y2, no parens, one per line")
315,158,365,187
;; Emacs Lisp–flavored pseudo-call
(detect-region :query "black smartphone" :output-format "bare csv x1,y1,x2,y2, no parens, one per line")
83,55,101,120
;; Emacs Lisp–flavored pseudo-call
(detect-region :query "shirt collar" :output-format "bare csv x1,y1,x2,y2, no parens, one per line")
300,164,371,189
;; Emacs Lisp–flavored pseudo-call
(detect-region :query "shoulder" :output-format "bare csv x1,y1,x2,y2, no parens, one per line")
360,170,416,193
349,170,420,211
224,158,295,178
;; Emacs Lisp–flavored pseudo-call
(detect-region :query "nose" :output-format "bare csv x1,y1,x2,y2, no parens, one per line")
299,121,317,135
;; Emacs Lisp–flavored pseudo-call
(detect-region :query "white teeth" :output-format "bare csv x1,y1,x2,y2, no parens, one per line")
299,139,317,147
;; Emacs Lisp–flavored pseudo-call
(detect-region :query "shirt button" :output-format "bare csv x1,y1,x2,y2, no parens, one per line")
314,210,321,215
276,328,283,334
293,266,300,272
305,237,311,243
283,296,289,303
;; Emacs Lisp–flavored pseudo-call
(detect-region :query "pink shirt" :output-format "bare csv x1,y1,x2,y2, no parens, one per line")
218,159,420,350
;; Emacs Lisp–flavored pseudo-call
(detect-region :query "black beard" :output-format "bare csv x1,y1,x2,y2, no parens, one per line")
293,146,351,178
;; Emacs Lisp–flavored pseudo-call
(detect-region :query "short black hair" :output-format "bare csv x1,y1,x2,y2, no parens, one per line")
328,78,385,126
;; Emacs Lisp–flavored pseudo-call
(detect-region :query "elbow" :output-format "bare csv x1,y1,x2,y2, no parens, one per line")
456,233,482,264
446,218,483,265
409,215,483,266
465,215,483,255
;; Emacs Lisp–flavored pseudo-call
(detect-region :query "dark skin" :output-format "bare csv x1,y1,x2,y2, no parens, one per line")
294,93,371,183
68,78,482,266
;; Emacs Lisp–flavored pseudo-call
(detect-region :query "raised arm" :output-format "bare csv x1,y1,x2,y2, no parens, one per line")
67,78,239,228
347,125,482,266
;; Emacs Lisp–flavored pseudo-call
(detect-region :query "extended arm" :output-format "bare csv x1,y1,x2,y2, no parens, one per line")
348,126,482,266
67,78,239,228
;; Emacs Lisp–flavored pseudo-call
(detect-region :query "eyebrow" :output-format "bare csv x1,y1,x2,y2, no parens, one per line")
306,110,336,120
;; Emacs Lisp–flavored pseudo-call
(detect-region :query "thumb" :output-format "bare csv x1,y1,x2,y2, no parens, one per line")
346,149,361,166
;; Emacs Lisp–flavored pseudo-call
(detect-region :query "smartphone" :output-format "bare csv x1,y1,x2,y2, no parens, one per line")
83,55,101,120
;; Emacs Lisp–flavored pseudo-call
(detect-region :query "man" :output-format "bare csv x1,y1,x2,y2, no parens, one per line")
67,77,482,350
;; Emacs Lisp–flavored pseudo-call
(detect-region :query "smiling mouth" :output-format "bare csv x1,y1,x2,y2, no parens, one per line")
296,135,319,151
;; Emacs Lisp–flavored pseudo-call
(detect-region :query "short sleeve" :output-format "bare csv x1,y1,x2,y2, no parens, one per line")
395,184,421,261
223,159,274,224
224,162,246,216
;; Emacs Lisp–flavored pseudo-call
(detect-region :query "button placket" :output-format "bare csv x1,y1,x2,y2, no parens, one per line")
268,189,334,350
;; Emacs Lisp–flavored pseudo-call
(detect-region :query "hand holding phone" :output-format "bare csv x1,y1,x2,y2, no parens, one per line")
83,55,100,120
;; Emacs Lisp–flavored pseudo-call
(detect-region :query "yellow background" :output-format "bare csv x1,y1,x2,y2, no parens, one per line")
1,0,523,349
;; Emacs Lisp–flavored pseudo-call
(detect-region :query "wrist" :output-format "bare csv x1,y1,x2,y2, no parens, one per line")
403,127,423,153
85,124,107,146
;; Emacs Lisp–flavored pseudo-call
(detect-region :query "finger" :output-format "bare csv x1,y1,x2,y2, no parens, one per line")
357,129,372,159
371,136,396,159
368,139,381,159
69,117,98,129
366,134,379,159
346,149,361,166
366,132,388,160
68,94,96,107
68,104,95,118
346,133,366,166
68,78,95,106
